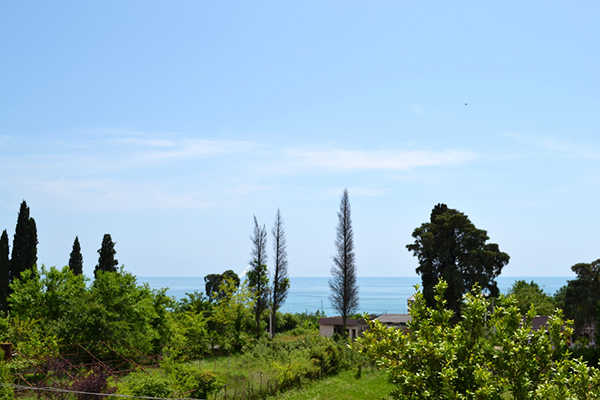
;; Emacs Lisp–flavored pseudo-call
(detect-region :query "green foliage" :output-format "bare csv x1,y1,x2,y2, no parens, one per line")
125,371,173,398
0,230,9,314
271,208,290,337
407,203,509,321
205,270,240,303
562,259,600,342
2,315,58,362
270,368,394,400
202,334,362,398
170,364,223,399
359,280,596,399
76,268,160,354
9,265,86,325
330,188,359,331
68,236,83,276
0,355,15,400
176,290,212,315
8,265,168,357
208,279,254,354
169,311,211,359
10,200,38,283
508,279,556,315
248,216,270,340
94,234,118,278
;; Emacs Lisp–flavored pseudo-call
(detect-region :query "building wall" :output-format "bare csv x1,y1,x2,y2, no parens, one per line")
320,324,335,338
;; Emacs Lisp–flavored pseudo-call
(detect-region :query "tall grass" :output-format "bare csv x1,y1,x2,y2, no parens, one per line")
193,334,368,399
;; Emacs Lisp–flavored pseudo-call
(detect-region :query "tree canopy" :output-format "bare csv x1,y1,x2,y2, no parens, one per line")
94,234,118,278
561,259,600,343
204,269,240,302
508,279,555,316
68,236,83,276
406,203,509,320
359,281,597,399
10,200,38,282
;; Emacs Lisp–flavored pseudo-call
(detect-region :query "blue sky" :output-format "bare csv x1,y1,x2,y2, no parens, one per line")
1,1,599,278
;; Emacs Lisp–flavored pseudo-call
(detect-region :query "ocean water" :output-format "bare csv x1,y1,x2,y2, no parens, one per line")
140,276,572,317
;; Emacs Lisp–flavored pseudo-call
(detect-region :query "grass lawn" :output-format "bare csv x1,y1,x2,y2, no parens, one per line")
267,368,394,400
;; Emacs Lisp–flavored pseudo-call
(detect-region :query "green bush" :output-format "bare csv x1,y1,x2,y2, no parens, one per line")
273,358,320,390
126,371,173,398
0,354,14,400
171,364,223,399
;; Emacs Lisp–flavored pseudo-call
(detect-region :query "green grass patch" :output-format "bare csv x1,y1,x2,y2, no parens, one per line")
267,368,394,400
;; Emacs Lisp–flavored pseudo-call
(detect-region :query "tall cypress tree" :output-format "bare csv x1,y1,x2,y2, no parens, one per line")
0,230,10,313
94,234,118,278
270,209,290,338
10,200,38,282
329,189,359,335
69,236,84,276
248,216,269,340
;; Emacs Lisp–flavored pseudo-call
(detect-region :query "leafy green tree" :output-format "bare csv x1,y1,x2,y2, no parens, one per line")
73,268,161,355
329,189,359,335
359,280,597,400
9,265,167,356
208,278,253,353
68,236,84,275
406,203,509,321
248,216,269,340
508,279,555,316
0,230,9,313
271,208,290,338
9,265,86,327
562,259,600,343
177,291,212,315
10,200,38,282
94,234,118,278
204,270,240,302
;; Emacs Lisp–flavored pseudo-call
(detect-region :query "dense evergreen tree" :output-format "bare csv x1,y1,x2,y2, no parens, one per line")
0,230,9,313
407,203,509,321
94,234,118,278
10,200,38,282
69,236,84,276
247,216,269,340
561,259,600,342
270,209,290,337
329,189,359,335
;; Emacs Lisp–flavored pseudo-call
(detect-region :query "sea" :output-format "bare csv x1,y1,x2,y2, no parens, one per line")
140,276,572,317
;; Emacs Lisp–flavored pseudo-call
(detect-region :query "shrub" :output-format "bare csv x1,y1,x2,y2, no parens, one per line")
171,364,223,399
0,355,14,400
70,367,115,400
126,371,173,399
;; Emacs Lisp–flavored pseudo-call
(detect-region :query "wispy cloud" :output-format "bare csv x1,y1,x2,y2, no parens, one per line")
283,149,477,171
142,139,258,161
507,133,599,159
0,130,480,212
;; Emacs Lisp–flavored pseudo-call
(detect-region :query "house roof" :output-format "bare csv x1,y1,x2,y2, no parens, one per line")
529,316,550,331
375,314,412,324
319,317,367,326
